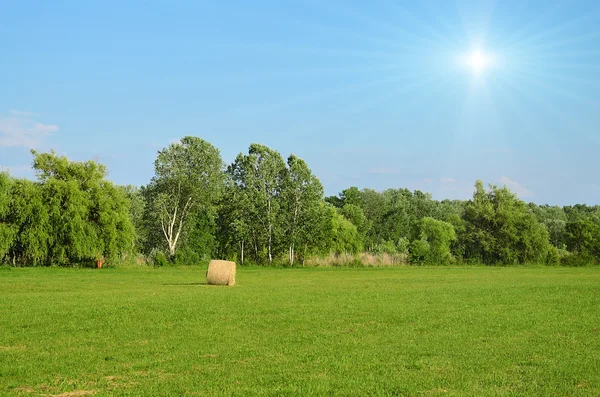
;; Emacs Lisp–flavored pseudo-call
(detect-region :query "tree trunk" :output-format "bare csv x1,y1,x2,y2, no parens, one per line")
267,197,272,265
268,231,272,265
241,240,244,265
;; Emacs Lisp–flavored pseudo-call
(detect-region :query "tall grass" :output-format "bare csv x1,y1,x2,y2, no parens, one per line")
304,252,407,267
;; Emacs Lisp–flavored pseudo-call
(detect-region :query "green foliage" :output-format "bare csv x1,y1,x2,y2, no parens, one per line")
328,206,363,255
371,240,400,255
3,137,600,268
564,204,600,224
418,217,456,265
174,211,216,265
1,152,135,267
118,185,146,251
409,239,430,265
564,220,600,264
227,143,286,264
529,204,568,248
143,136,225,257
329,187,443,251
339,203,368,237
221,145,329,266
396,237,410,255
294,201,338,260
461,181,550,265
215,177,252,263
147,248,170,267
0,172,17,262
281,154,325,265
10,178,53,265
545,245,561,266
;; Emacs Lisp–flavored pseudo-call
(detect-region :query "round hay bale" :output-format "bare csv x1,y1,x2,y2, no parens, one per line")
206,260,236,286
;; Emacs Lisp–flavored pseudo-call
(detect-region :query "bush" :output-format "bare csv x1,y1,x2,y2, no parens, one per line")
148,249,170,267
396,238,409,255
546,245,561,266
561,252,596,267
174,246,201,266
409,240,430,265
371,240,398,255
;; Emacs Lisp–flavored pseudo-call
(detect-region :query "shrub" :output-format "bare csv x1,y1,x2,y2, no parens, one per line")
409,240,430,265
148,249,170,267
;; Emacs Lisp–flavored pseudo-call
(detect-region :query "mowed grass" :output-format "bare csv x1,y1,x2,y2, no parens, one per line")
1,266,599,396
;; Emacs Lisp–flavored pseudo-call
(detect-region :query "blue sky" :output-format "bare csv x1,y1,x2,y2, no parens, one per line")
1,0,599,205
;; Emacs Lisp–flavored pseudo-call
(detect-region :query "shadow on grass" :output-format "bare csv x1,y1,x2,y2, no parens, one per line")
162,282,209,286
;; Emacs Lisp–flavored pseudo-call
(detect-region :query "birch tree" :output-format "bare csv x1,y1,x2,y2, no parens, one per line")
218,180,252,264
228,144,285,265
145,137,224,257
281,154,324,265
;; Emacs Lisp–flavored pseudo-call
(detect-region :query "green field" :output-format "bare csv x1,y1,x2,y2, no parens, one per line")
1,266,599,396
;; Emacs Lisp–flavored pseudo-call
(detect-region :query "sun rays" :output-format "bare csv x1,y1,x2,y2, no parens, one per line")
216,0,600,154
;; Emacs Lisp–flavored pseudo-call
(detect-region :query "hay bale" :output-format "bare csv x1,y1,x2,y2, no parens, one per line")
206,260,236,286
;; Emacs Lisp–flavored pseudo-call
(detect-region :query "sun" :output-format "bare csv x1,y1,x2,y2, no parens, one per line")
462,49,494,76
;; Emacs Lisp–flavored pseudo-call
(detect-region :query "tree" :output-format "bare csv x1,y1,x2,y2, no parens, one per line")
358,188,387,248
0,151,136,266
462,180,550,265
118,185,146,252
340,204,368,238
0,172,17,263
174,210,217,265
145,137,224,257
565,220,600,263
89,179,136,264
418,217,456,264
6,178,51,265
409,239,430,265
408,190,439,241
228,144,286,265
529,203,568,248
281,154,324,265
328,207,363,255
379,188,412,244
296,201,337,262
34,150,135,265
216,177,252,264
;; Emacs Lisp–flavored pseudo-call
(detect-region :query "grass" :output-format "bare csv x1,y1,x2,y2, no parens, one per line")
1,266,599,396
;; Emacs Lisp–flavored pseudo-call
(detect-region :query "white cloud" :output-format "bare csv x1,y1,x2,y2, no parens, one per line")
368,167,399,175
0,164,33,176
423,177,456,184
0,110,59,148
500,176,534,198
440,177,456,183
9,109,38,117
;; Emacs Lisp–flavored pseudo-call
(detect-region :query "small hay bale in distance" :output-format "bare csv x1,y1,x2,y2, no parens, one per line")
206,260,236,286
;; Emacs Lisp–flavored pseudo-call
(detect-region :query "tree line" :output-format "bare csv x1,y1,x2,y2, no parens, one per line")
1,136,599,267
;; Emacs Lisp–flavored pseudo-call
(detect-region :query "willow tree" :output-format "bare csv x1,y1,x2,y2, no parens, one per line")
462,180,550,264
30,150,135,265
0,172,17,262
7,178,52,265
145,137,224,257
